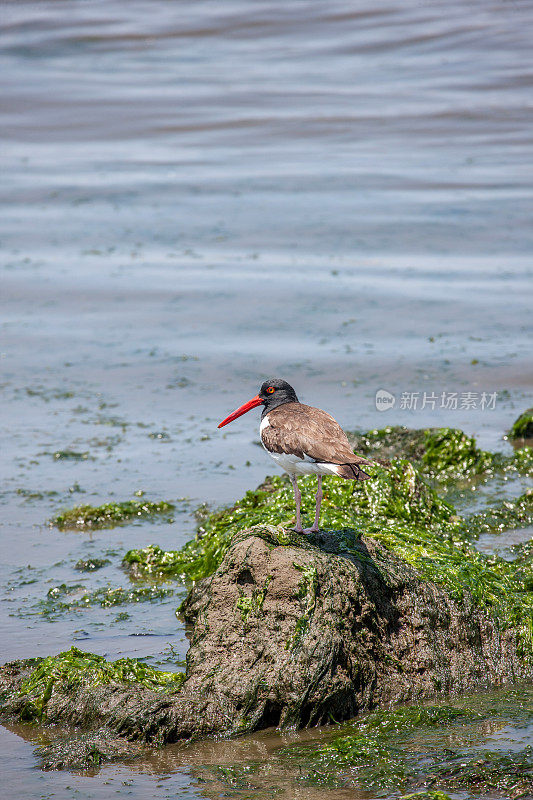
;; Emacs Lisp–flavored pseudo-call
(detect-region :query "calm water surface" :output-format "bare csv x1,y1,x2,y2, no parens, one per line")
1,0,532,797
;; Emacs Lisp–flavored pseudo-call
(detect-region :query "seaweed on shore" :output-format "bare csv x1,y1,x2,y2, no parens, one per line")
466,489,533,536
199,688,533,799
349,425,533,480
51,499,175,530
22,583,175,620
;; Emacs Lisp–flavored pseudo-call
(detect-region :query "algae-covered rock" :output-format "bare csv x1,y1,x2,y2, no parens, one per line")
2,528,530,754
74,558,111,571
178,526,530,731
509,407,533,440
0,648,185,723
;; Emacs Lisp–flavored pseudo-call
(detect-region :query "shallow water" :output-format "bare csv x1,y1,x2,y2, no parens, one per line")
1,0,533,797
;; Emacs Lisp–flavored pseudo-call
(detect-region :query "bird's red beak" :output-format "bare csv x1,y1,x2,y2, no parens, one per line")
218,395,263,428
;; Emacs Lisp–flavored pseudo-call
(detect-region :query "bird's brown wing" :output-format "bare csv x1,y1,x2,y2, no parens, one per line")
262,402,370,466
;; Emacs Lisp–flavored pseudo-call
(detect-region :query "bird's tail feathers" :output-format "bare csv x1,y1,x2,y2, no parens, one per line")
336,462,372,481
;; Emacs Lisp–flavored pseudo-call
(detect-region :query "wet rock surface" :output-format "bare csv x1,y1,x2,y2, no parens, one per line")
2,525,530,765
179,526,530,729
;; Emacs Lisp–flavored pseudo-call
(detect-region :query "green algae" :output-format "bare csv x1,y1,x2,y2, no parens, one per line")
76,584,174,608
17,488,59,501
430,747,533,796
295,563,318,608
201,690,533,798
35,730,146,770
47,583,85,599
32,583,175,617
286,563,319,650
74,558,111,571
52,450,89,460
267,703,486,794
466,489,533,536
511,539,533,576
51,499,175,530
293,704,481,790
348,425,495,477
14,647,184,721
420,427,494,479
236,578,271,624
509,407,533,440
349,424,533,480
348,425,427,462
123,460,453,582
512,445,533,476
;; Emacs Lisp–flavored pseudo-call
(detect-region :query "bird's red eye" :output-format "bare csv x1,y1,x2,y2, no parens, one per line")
266,386,275,394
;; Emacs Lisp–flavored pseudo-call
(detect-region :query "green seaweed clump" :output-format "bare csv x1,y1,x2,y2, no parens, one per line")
78,584,174,608
511,445,533,476
30,583,175,618
420,427,494,479
281,705,476,794
123,543,197,578
347,425,428,462
74,558,111,571
467,489,533,536
51,499,175,530
35,729,146,770
431,747,533,797
53,450,89,460
236,578,270,624
201,689,533,798
509,407,533,440
16,647,185,720
349,424,532,480
286,563,319,650
124,461,453,583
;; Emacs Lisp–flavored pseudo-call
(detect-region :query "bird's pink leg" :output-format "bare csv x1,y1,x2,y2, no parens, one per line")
304,475,322,533
290,475,304,533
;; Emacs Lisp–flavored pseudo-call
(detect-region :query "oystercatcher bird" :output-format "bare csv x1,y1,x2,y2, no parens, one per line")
218,378,371,533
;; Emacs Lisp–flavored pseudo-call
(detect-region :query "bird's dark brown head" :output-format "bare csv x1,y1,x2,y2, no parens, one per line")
217,378,299,428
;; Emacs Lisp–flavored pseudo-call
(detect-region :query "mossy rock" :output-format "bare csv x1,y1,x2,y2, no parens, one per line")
509,407,533,440
178,527,531,733
0,647,185,723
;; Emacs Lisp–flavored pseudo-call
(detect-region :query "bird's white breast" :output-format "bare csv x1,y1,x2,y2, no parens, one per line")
259,416,271,433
